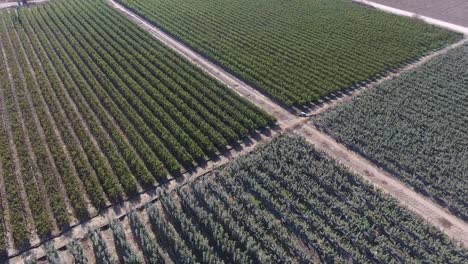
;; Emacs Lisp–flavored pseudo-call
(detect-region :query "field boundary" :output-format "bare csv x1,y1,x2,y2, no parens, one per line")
353,0,468,36
5,0,468,262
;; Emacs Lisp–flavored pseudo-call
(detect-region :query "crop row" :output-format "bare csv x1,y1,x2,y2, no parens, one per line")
0,0,273,251
117,0,462,106
49,135,466,263
316,43,468,221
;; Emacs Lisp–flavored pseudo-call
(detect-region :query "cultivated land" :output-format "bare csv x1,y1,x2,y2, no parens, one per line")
0,0,273,253
45,136,468,263
117,0,462,107
315,44,468,221
369,0,468,28
1,0,468,262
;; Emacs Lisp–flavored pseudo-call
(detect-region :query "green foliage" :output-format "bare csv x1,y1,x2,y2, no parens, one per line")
0,0,273,248
90,230,114,264
128,212,163,264
69,240,88,264
110,220,142,264
316,44,468,221
62,136,467,263
45,243,61,264
118,0,462,106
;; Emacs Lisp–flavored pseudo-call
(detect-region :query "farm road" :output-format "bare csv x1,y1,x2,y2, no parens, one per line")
109,0,468,247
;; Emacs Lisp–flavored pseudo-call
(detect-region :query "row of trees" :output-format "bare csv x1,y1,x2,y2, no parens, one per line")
0,12,53,244
118,0,462,106
0,0,274,253
52,135,465,264
316,43,468,221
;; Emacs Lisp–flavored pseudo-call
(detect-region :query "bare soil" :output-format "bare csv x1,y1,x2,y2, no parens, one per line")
369,0,468,27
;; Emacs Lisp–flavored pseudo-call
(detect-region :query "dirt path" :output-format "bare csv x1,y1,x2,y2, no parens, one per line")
0,2,15,9
0,17,40,244
109,0,468,248
0,0,51,10
353,0,468,35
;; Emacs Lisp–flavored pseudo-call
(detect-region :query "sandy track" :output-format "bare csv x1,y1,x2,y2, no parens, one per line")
109,0,468,248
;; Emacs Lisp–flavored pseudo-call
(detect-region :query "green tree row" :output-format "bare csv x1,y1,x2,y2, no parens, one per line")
58,135,466,264
118,0,462,106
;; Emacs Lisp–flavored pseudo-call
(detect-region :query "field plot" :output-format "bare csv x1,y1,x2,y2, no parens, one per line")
44,136,467,263
0,0,273,252
117,0,462,106
315,44,468,221
369,0,468,28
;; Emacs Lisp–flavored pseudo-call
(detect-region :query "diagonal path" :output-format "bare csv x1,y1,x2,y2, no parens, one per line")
109,0,468,248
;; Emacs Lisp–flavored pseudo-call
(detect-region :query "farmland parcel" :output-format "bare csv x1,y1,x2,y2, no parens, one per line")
117,0,462,106
0,0,272,251
52,136,466,263
316,44,468,221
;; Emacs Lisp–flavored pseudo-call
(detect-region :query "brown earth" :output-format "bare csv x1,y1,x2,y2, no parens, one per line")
370,0,468,27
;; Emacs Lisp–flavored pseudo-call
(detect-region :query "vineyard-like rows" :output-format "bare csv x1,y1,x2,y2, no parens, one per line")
316,44,468,220
117,0,462,106
0,0,273,253
47,136,466,263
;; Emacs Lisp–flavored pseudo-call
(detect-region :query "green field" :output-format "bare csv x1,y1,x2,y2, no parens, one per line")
0,0,272,251
52,136,466,263
316,44,468,221
117,0,462,106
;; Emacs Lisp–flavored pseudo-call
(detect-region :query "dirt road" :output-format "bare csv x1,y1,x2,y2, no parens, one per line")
109,0,468,248
365,0,468,28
